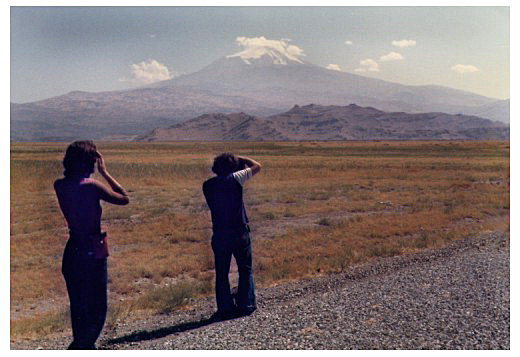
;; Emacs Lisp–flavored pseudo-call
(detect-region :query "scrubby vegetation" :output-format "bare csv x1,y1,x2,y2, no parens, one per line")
10,141,509,338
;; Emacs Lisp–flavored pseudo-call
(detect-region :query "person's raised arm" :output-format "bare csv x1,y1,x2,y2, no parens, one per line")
238,156,262,176
96,152,129,205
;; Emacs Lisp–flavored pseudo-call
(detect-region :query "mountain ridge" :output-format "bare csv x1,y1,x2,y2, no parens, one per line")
11,51,509,141
136,103,509,142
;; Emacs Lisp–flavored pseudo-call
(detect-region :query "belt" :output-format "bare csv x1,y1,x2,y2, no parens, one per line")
69,229,101,238
213,224,250,234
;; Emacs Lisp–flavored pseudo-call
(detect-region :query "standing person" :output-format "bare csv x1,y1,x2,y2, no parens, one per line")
202,153,262,319
54,141,129,349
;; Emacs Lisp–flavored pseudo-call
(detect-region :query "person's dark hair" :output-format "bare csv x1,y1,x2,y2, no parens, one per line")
212,152,240,176
63,140,98,178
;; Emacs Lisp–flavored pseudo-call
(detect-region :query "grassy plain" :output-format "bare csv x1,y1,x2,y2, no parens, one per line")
10,141,509,338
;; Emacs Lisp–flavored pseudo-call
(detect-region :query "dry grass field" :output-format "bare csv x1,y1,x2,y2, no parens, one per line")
10,141,509,339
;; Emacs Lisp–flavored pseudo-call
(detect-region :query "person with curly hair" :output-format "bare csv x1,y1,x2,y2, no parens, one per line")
54,140,129,349
202,153,262,320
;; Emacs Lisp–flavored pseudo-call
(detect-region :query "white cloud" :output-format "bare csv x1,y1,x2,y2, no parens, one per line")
451,64,480,74
355,58,380,73
124,59,173,84
345,40,353,45
227,36,305,64
380,52,404,62
326,64,342,71
286,44,305,59
392,40,416,48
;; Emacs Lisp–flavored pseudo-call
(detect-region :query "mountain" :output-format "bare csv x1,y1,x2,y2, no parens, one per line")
11,46,509,141
136,104,509,142
461,99,510,123
157,56,501,115
10,87,279,141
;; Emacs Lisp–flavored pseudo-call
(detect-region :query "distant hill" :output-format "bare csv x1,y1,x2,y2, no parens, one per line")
461,99,510,124
11,46,509,141
136,104,509,142
10,88,279,141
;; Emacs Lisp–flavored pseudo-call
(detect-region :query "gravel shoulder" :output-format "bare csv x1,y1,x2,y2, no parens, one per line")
11,231,510,350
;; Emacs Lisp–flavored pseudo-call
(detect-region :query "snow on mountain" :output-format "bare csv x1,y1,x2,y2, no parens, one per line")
160,53,499,116
225,36,305,65
10,36,509,141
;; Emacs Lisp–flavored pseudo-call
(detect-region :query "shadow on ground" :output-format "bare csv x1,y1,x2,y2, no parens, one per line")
103,314,237,347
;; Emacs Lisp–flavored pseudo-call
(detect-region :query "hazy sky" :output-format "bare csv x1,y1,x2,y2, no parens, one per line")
10,6,510,103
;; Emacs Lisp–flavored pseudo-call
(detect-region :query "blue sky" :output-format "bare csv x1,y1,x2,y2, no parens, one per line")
10,5,510,103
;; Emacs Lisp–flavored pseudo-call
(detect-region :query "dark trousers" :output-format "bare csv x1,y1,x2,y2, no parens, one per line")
211,230,256,314
62,239,108,349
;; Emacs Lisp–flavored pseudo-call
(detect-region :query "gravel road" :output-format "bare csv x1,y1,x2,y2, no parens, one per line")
12,231,509,350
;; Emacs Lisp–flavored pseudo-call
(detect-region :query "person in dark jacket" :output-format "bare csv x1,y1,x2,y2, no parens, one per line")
54,140,129,349
202,153,262,319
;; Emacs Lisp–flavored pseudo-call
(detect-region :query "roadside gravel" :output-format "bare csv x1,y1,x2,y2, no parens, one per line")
12,231,509,350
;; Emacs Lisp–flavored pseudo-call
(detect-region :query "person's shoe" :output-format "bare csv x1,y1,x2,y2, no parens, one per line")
67,341,96,350
236,306,256,317
67,341,77,350
209,309,237,321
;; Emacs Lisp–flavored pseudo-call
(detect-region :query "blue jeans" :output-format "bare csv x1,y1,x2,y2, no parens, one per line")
62,239,108,349
211,230,256,314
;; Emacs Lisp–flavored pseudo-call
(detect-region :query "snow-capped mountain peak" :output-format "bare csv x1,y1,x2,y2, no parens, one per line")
226,36,305,65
